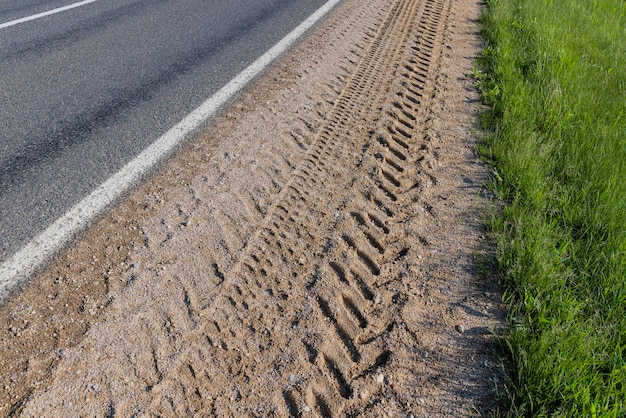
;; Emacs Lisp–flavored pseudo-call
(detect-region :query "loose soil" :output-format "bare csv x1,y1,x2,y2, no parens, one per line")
0,0,506,416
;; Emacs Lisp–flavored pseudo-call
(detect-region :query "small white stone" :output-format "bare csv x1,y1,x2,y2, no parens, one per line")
377,373,385,384
302,404,311,412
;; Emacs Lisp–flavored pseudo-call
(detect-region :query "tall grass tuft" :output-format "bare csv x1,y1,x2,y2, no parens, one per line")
477,0,626,415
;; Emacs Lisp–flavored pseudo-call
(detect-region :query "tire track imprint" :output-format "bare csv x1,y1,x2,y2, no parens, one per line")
141,0,453,415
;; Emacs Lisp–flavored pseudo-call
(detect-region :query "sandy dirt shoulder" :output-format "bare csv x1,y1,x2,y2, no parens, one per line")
0,0,505,416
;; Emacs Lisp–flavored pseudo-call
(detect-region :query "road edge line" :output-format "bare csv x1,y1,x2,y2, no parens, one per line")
0,0,100,30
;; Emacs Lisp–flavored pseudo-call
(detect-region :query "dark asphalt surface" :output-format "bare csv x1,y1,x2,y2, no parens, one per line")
0,0,329,264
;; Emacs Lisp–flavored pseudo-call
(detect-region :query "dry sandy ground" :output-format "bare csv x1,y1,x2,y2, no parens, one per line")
0,0,506,416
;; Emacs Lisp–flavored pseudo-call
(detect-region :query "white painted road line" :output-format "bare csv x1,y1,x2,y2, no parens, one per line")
0,0,100,30
0,0,343,297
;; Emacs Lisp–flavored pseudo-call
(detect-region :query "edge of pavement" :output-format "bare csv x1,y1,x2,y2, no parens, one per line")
0,0,344,303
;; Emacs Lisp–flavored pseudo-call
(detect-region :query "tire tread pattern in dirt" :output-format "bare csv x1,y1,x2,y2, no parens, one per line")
143,0,452,415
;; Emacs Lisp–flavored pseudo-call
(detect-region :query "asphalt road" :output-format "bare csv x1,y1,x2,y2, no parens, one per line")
0,0,329,264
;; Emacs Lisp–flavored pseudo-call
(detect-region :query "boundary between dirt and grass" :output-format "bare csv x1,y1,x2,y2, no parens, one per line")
477,0,626,416
0,0,344,300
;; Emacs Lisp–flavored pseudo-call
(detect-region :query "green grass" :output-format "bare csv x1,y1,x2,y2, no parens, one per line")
476,0,626,415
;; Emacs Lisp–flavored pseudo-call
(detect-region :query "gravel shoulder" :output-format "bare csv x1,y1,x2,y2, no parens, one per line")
0,0,506,416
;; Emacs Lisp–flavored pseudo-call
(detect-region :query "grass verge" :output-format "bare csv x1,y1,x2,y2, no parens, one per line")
476,0,626,415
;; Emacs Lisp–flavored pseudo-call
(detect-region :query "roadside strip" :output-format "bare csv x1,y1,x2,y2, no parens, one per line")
0,0,343,298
